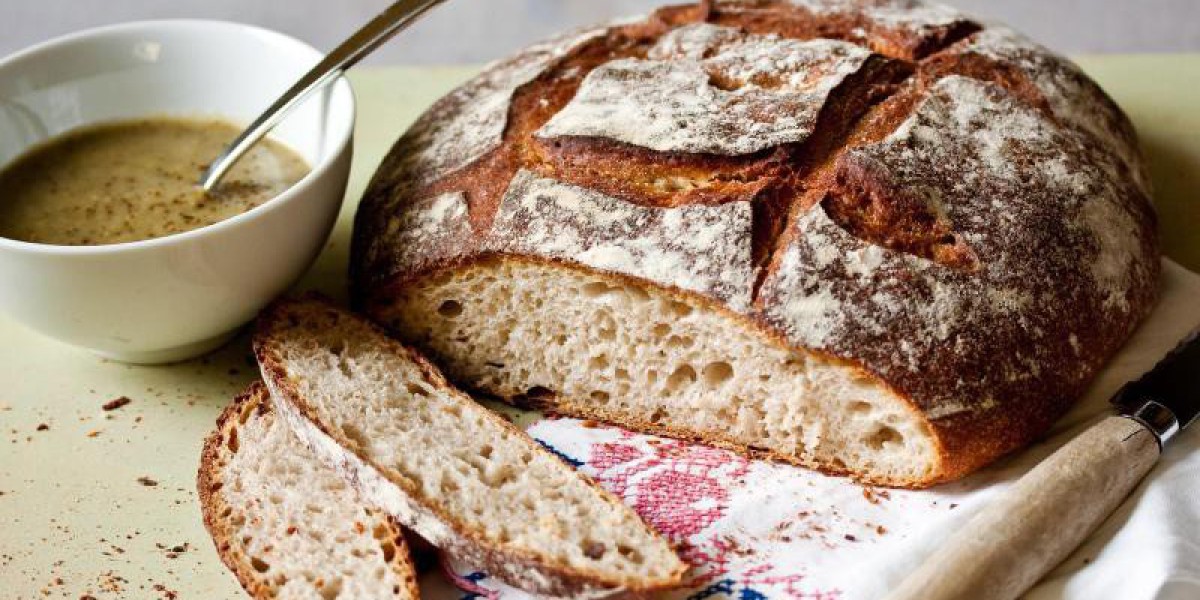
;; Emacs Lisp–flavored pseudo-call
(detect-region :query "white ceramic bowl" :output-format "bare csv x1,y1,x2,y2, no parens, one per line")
0,20,354,364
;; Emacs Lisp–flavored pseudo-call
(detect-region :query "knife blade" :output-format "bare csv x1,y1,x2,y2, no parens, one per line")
1113,328,1200,443
888,330,1200,600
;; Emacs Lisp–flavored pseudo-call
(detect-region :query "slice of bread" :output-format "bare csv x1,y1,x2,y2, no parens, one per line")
253,296,686,599
198,383,419,599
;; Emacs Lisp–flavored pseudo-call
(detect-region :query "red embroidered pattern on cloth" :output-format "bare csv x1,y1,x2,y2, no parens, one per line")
431,417,992,600
587,430,825,596
589,431,751,541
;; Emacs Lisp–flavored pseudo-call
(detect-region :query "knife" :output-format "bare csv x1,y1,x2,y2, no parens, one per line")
888,330,1200,600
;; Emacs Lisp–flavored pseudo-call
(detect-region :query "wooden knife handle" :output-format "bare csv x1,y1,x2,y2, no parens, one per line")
887,415,1160,600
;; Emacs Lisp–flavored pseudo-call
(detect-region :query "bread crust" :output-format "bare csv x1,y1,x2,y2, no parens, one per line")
352,1,1160,487
197,383,421,599
253,296,687,599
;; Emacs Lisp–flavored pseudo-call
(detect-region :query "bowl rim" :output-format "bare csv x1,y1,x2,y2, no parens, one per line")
0,19,356,256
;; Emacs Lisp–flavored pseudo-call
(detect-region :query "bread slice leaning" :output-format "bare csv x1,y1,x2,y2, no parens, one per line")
198,383,419,600
253,296,686,599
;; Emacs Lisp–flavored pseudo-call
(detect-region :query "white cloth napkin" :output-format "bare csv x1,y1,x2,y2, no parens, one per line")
421,260,1200,600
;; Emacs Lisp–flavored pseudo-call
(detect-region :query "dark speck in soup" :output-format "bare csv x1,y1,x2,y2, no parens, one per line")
0,116,309,246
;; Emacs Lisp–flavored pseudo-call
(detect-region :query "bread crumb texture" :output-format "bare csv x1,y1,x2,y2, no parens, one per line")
199,385,417,599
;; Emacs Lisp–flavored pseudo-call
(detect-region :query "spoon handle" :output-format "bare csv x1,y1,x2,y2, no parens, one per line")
200,0,447,191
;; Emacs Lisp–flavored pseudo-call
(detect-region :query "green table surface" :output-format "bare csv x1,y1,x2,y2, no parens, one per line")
2,57,1198,599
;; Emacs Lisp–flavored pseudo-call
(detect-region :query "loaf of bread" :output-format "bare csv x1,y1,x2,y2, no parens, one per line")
352,0,1159,487
198,384,419,599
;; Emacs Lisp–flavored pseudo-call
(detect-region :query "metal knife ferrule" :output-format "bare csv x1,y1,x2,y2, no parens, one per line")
1120,399,1181,447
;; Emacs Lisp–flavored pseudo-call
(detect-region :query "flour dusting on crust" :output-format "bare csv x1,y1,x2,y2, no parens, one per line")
487,170,755,309
1078,186,1144,311
374,26,606,195
789,0,964,33
957,27,1150,192
538,23,872,155
367,192,473,280
760,75,1156,419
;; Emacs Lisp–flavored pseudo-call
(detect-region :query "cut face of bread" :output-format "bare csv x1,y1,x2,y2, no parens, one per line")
254,297,686,599
198,383,418,600
376,258,938,486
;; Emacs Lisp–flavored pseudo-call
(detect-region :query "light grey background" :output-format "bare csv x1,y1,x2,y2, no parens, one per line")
3,0,1199,63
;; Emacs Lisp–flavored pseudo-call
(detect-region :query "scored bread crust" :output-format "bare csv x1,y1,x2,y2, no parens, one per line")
253,296,687,599
197,383,420,599
352,0,1159,487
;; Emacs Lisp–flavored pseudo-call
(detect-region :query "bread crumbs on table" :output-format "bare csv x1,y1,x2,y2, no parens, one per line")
137,476,158,487
86,430,100,438
844,534,858,542
102,396,132,411
152,583,179,599
36,423,49,431
97,571,128,593
862,486,893,504
156,542,190,559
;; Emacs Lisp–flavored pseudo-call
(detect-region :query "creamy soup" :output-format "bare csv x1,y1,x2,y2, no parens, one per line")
0,117,309,246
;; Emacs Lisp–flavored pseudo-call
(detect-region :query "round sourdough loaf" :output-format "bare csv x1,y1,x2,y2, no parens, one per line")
352,0,1159,487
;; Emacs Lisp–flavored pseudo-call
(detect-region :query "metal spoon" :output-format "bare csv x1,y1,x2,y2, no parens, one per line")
199,0,447,192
